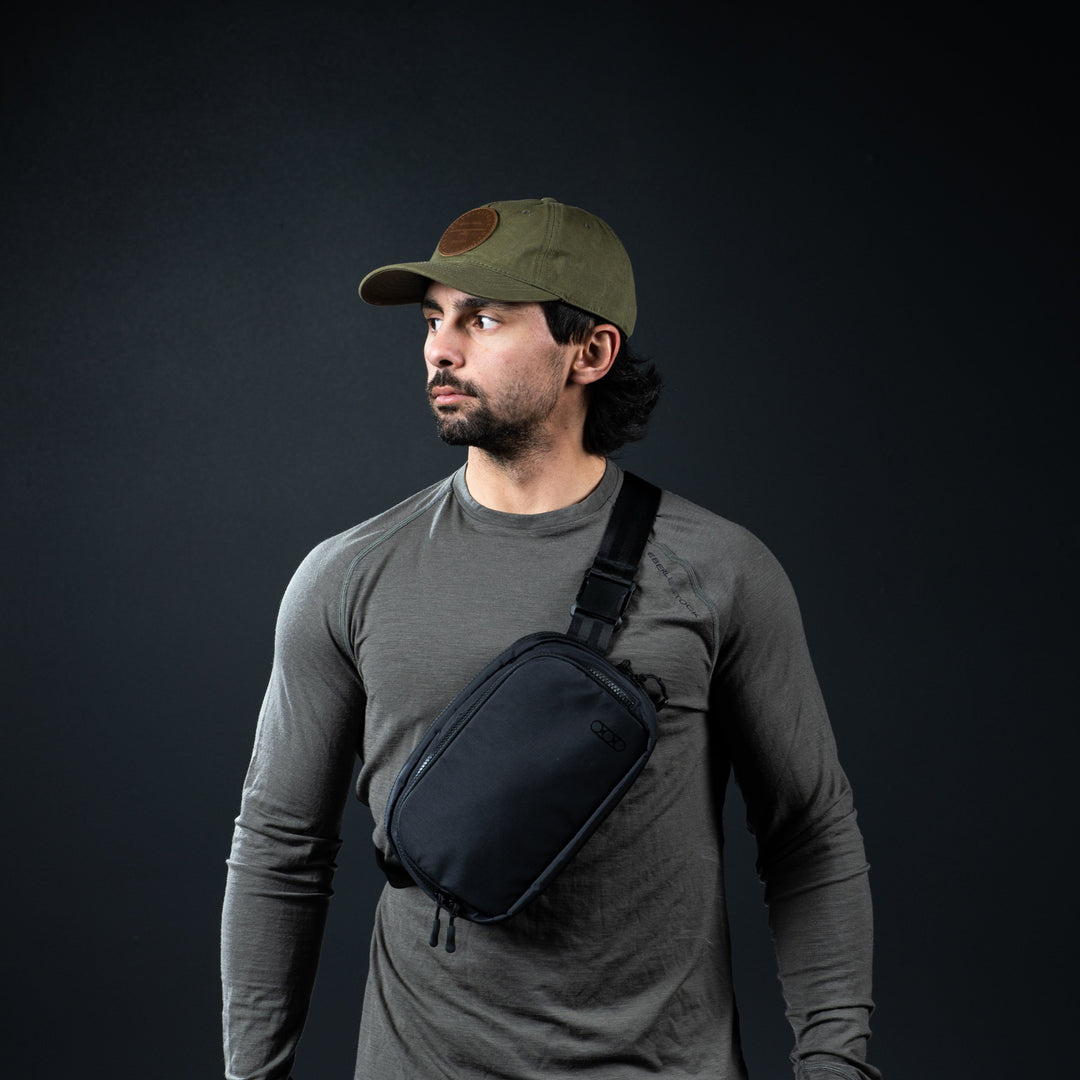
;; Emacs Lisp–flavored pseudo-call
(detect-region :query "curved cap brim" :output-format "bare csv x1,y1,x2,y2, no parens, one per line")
359,260,560,307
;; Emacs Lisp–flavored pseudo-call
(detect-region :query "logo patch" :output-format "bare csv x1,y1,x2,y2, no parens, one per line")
437,206,499,256
590,720,626,752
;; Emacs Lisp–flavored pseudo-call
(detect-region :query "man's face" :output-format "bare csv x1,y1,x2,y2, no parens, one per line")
421,283,576,458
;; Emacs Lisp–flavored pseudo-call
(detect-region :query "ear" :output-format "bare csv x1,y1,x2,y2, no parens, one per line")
567,324,620,385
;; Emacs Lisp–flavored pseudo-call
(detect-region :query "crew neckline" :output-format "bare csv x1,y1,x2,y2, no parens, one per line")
451,460,622,533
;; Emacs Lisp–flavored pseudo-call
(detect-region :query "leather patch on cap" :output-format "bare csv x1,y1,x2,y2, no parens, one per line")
437,207,499,257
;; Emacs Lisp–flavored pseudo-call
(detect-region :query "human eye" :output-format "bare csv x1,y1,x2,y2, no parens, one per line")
475,314,499,330
425,315,442,332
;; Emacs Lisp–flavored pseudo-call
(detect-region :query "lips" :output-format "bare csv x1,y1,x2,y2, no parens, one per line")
429,379,476,406
430,387,469,404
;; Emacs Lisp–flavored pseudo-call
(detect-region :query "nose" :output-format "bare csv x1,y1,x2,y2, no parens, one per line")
424,322,465,370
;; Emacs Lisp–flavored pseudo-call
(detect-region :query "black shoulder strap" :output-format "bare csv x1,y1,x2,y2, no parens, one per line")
566,471,662,654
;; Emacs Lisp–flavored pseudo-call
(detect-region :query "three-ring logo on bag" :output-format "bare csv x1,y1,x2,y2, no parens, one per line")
590,720,626,752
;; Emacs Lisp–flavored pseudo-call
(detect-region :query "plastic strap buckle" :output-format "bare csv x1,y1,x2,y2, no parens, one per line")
570,567,636,629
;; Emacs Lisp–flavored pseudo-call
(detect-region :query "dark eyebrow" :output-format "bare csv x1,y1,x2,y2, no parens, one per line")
420,293,521,314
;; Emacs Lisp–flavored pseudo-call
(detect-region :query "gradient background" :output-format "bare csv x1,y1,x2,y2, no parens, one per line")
3,4,1075,1077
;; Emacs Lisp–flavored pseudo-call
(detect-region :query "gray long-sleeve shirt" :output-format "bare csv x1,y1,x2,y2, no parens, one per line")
222,463,880,1079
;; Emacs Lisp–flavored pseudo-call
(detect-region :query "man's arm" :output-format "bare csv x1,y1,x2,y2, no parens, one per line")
711,535,881,1080
221,543,366,1080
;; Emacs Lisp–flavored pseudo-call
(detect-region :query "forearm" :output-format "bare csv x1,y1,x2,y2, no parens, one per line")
221,817,342,1080
763,809,881,1080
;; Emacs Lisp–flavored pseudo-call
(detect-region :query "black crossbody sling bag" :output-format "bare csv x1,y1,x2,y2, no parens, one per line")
382,472,666,952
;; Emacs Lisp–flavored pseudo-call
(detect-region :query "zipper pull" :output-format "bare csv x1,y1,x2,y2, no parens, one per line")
445,907,457,953
429,900,442,948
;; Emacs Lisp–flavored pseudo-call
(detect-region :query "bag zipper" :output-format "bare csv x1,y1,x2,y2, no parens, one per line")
408,669,511,792
584,666,638,710
429,894,460,952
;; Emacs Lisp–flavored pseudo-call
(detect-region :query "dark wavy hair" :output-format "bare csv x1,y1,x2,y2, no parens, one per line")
541,300,662,456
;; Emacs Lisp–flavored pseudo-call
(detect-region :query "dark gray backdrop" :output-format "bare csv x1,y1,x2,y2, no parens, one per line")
3,3,1075,1077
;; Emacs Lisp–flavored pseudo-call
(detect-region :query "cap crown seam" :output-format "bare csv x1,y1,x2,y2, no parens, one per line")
537,201,559,292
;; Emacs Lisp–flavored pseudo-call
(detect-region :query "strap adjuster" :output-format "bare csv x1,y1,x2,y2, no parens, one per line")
570,567,635,629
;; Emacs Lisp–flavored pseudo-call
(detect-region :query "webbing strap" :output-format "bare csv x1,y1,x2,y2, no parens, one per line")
566,471,662,654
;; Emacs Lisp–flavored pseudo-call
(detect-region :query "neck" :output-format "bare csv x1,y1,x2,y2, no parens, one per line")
463,444,608,514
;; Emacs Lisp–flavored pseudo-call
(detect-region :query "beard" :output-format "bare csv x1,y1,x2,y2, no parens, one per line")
427,366,563,460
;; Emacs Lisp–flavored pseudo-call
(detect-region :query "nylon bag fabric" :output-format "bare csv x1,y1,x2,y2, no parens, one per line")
384,630,660,929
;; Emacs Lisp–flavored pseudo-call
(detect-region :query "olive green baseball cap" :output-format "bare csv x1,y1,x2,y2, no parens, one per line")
358,197,637,336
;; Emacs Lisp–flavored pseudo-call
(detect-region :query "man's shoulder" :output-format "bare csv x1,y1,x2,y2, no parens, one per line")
648,481,801,619
655,484,771,567
296,473,456,582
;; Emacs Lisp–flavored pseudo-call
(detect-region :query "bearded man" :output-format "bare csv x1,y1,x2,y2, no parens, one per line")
221,197,882,1080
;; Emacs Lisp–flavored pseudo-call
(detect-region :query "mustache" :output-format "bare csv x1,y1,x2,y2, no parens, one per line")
428,371,482,397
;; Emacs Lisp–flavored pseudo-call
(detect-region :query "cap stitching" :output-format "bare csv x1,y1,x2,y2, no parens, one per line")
536,201,559,291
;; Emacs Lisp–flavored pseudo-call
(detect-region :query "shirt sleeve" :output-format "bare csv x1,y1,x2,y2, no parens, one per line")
710,534,882,1080
221,543,366,1080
